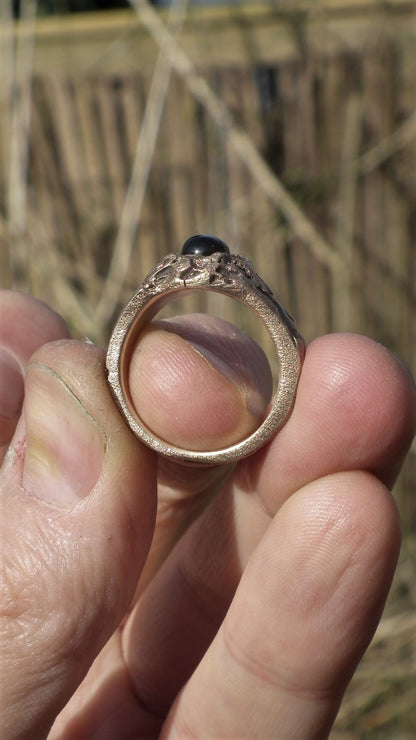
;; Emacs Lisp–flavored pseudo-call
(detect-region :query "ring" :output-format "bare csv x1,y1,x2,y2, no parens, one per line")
106,235,305,464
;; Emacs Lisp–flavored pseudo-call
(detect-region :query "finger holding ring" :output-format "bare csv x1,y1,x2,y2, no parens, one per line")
106,235,305,465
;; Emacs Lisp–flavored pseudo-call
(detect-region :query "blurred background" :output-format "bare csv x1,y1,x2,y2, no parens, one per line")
1,0,415,735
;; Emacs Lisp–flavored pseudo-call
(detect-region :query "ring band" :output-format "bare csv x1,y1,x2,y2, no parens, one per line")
106,238,305,465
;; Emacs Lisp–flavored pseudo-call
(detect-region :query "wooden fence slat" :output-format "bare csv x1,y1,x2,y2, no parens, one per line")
165,75,196,247
74,78,112,230
95,77,126,221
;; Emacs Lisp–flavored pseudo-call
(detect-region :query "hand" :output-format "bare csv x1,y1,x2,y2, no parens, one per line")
1,290,415,739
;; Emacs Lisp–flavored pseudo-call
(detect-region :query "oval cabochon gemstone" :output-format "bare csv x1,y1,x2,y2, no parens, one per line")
181,234,230,256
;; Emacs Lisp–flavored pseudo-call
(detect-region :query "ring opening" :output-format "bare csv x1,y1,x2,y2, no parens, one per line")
120,291,277,453
107,269,304,464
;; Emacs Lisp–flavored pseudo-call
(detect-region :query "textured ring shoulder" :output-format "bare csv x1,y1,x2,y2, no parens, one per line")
106,246,305,465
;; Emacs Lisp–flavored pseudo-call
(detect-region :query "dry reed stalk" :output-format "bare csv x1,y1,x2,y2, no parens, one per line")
0,2,13,193
332,94,362,332
94,0,190,328
358,108,416,175
5,0,36,289
333,534,416,734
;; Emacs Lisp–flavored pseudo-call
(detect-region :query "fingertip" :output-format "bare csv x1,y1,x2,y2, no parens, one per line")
0,293,71,463
0,336,157,738
0,291,70,358
228,470,401,698
127,315,273,453
305,333,416,482
162,470,401,740
251,333,416,504
4,338,156,519
3,337,158,623
22,358,107,506
307,333,415,415
274,470,401,668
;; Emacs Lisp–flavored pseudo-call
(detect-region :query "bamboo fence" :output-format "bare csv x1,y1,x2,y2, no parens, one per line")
0,2,415,732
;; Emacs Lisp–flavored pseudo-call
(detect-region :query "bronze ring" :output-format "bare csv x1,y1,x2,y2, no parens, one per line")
106,236,305,465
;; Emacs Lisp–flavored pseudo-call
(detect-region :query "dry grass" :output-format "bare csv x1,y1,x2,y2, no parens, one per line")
1,1,415,735
332,535,416,736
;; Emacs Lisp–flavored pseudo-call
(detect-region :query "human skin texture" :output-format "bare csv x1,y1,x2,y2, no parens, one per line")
0,289,415,739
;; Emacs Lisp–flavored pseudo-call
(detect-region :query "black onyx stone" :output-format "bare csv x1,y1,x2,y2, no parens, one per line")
181,234,230,257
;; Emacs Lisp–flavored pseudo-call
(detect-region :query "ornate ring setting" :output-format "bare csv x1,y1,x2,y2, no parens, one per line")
106,235,305,464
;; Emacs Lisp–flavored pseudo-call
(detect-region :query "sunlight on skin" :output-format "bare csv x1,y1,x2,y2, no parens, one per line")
0,291,414,739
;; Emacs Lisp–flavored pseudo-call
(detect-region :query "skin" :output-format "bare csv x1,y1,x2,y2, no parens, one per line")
0,289,415,739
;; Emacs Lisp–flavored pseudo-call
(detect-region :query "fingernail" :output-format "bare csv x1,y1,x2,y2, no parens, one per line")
0,348,24,419
157,315,273,420
188,340,270,420
189,339,244,385
23,362,106,506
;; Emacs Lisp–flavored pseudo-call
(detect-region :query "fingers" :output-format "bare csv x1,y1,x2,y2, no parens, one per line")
162,471,401,739
0,291,69,461
116,332,415,719
140,332,415,590
245,333,416,512
128,314,273,451
129,325,415,499
3,296,414,738
0,339,156,738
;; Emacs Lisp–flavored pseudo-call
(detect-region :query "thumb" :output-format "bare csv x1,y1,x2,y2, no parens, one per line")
0,340,156,739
